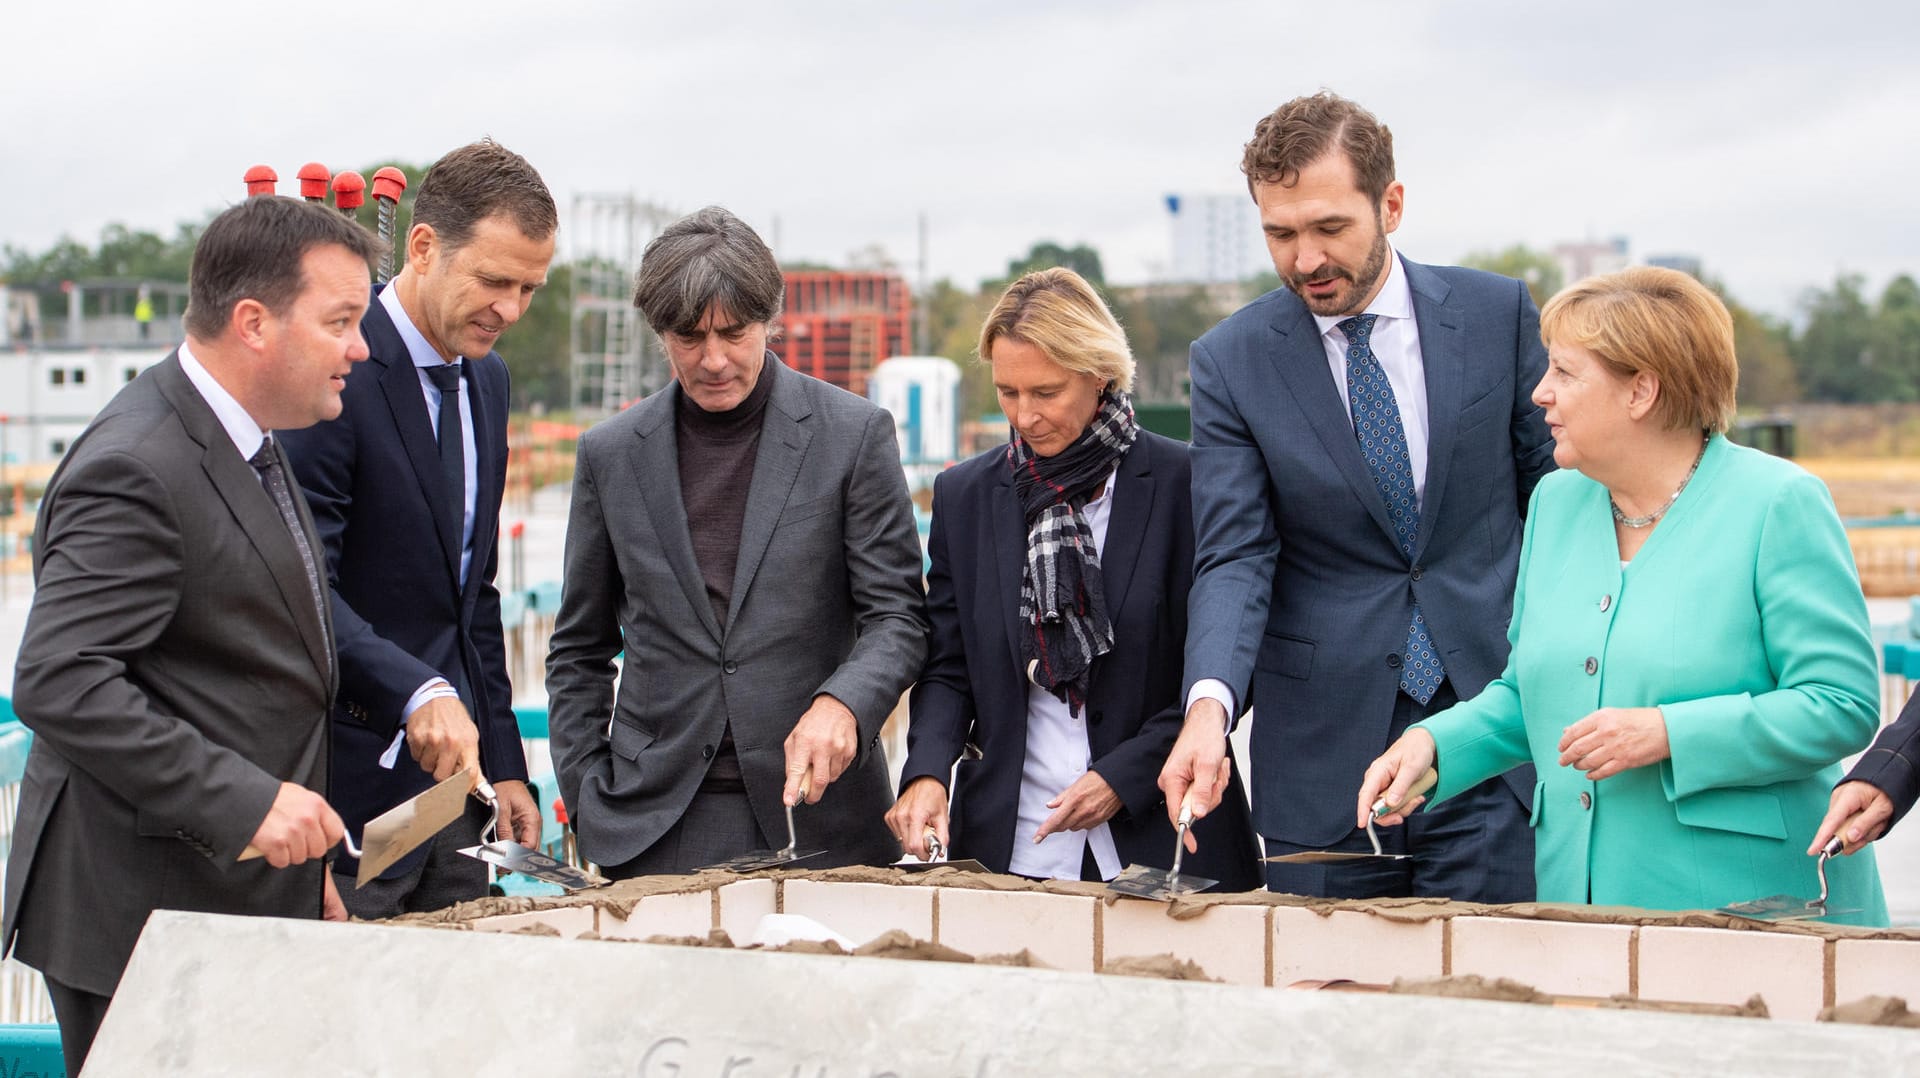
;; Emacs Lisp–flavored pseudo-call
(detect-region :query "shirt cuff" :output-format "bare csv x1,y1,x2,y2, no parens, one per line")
1185,679,1240,736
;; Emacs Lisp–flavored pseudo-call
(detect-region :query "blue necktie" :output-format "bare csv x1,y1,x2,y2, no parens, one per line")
1339,314,1443,705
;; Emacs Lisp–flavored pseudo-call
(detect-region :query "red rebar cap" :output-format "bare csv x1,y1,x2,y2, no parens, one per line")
331,171,366,211
243,164,279,197
297,162,331,200
371,166,408,203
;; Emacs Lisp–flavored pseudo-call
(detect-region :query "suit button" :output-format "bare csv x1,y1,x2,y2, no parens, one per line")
702,744,715,760
723,661,738,675
1410,566,1423,582
1584,657,1598,676
1599,594,1612,613
1386,653,1403,669
1579,792,1592,810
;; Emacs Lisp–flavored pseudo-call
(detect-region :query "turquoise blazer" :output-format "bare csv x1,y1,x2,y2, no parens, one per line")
1421,436,1887,925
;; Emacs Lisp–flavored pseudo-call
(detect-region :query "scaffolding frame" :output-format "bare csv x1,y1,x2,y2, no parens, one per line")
568,194,675,417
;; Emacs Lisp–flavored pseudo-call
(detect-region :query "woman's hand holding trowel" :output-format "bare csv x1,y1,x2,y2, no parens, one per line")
1358,728,1439,829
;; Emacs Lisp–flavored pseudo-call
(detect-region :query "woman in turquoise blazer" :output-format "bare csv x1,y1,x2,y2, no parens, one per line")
1359,267,1887,925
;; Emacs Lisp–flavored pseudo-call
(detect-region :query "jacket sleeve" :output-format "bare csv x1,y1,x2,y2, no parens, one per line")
1661,471,1881,796
814,406,931,749
899,470,971,793
1846,687,1920,828
12,450,283,859
279,401,437,739
1183,336,1280,713
544,435,624,819
1421,484,1541,803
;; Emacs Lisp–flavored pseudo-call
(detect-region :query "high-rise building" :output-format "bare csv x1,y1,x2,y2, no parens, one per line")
1166,193,1264,284
1552,237,1632,286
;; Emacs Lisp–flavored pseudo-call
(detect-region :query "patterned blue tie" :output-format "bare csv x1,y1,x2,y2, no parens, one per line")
1339,314,1443,705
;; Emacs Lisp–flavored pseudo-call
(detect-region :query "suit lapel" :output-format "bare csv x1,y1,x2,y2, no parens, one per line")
157,358,334,685
1266,303,1400,546
992,466,1029,679
1407,259,1463,558
630,391,724,644
1099,439,1151,621
725,360,811,631
367,299,463,585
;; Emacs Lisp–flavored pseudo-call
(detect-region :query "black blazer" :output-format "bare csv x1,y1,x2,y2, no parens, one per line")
901,431,1261,887
279,289,526,879
6,355,333,995
1847,686,1920,828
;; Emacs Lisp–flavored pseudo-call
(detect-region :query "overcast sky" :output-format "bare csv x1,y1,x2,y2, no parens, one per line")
4,0,1916,319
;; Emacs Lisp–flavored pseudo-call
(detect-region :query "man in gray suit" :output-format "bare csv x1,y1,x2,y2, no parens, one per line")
1161,92,1554,902
6,196,378,1072
547,206,927,875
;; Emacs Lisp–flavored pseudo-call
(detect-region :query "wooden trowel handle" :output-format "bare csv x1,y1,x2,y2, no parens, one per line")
1372,767,1439,817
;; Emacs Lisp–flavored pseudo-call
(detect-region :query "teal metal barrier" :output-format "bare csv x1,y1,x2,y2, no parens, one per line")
0,1023,62,1076
0,722,31,787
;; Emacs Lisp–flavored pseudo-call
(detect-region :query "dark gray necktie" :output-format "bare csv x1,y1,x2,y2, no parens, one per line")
425,362,465,559
249,439,331,675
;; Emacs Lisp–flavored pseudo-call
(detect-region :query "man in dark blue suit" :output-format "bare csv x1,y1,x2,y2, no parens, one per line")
280,140,554,916
1161,93,1555,901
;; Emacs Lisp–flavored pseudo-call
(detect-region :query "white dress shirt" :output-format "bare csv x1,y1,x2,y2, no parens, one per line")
176,340,267,463
1186,249,1430,723
376,287,479,766
1008,469,1123,882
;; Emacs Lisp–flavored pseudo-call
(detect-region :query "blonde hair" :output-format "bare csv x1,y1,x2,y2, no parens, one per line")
1539,266,1738,434
977,268,1135,392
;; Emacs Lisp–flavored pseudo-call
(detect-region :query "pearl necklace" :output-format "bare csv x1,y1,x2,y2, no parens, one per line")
1611,438,1708,529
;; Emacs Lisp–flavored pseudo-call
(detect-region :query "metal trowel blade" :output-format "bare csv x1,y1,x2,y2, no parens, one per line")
700,848,828,873
459,840,609,891
1106,863,1217,901
896,858,992,874
1715,895,1861,922
1265,850,1414,864
355,769,478,887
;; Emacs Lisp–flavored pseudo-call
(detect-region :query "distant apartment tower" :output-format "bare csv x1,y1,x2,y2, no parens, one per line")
771,271,912,397
1166,193,1264,284
1645,254,1704,279
1552,237,1631,286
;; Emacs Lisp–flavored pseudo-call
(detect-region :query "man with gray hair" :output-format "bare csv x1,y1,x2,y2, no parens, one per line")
547,206,927,874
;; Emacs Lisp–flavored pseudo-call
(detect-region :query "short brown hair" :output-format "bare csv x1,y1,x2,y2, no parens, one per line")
184,196,381,340
411,138,557,251
978,268,1135,393
1241,91,1395,205
632,206,785,338
1539,267,1739,434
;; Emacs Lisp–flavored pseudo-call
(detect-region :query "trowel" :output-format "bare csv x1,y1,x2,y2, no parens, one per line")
700,777,829,873
458,778,609,891
895,828,991,874
1265,767,1439,865
241,768,478,887
1107,792,1217,900
1717,837,1860,921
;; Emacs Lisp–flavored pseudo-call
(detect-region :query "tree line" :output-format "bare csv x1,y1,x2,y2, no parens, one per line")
6,196,1912,418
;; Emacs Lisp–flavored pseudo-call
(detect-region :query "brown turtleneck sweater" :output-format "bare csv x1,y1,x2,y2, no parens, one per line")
675,357,777,791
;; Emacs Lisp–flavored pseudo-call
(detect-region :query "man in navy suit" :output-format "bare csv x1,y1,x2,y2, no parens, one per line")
1161,92,1555,901
281,139,554,916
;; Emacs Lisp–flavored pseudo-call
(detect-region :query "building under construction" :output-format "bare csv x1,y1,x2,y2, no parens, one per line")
771,271,912,398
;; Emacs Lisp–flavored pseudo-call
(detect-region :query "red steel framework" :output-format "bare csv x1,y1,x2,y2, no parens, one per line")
771,272,912,397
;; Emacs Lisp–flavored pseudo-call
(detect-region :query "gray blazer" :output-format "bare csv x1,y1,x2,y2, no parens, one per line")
547,356,928,868
5,355,334,996
1184,258,1556,847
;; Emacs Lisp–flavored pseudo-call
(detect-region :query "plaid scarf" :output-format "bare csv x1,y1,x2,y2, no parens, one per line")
1009,388,1139,713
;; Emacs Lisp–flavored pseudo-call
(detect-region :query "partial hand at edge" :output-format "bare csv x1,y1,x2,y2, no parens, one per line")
491,779,542,847
321,869,349,922
885,777,950,860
